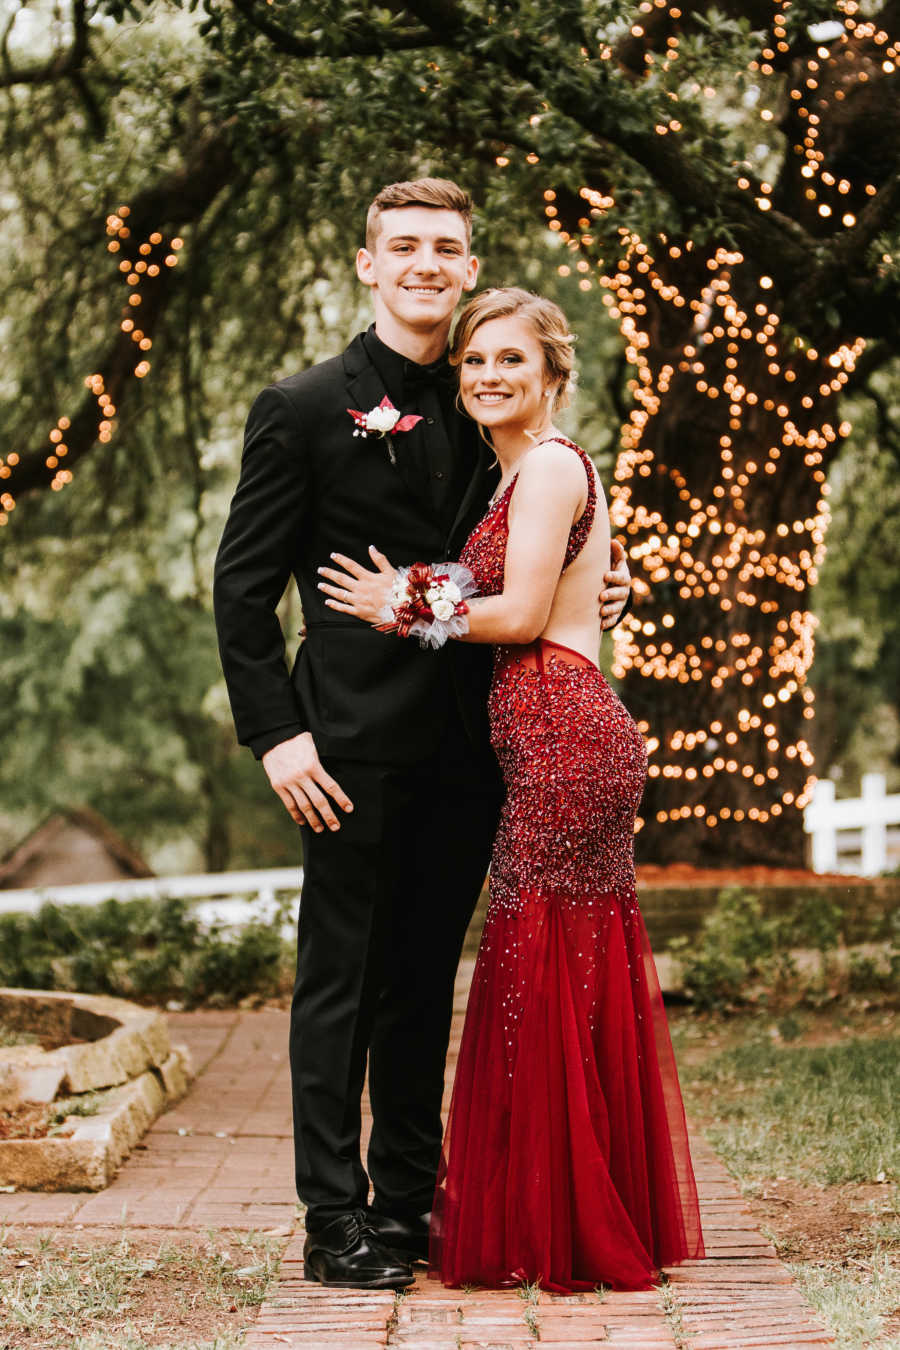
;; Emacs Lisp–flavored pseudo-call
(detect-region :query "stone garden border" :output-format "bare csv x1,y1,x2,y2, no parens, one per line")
0,988,192,1191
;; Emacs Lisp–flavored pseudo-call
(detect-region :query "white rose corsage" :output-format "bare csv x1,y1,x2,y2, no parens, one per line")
376,562,478,649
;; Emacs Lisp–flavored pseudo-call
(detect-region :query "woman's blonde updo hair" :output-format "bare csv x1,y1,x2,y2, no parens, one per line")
449,287,576,411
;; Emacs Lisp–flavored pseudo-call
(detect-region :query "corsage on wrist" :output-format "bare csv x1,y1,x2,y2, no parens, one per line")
376,562,477,650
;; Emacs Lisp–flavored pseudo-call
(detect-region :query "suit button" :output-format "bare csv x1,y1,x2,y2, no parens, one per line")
426,417,435,425
434,471,445,479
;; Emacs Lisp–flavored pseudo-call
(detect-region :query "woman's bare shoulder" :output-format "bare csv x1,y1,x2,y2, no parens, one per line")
519,438,588,484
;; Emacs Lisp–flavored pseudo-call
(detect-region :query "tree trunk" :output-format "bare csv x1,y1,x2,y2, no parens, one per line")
604,252,851,866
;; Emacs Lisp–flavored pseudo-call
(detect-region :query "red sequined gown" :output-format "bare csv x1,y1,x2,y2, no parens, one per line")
430,438,704,1293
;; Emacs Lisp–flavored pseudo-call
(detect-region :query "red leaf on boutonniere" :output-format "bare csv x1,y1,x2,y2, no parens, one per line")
347,395,423,438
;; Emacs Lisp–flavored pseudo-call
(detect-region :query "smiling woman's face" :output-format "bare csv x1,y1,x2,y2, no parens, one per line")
458,314,553,433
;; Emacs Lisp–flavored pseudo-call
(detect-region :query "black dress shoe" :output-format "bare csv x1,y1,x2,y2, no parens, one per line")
366,1210,431,1264
303,1210,415,1289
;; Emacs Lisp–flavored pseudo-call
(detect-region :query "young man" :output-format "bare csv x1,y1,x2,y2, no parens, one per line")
213,179,632,1290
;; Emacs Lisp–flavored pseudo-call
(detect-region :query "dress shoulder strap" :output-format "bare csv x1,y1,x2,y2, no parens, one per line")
540,437,597,570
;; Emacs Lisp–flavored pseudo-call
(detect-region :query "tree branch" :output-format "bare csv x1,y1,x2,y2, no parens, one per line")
614,0,776,76
842,338,896,395
68,68,106,139
401,0,900,338
833,170,900,268
0,0,90,89
4,123,239,501
400,0,815,290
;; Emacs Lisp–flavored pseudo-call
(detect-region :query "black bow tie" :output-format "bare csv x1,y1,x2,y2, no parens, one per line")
403,359,454,392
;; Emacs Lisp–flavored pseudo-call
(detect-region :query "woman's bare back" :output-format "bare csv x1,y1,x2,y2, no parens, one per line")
510,438,611,663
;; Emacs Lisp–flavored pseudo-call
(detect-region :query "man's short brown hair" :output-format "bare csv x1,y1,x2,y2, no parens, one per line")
365,178,474,252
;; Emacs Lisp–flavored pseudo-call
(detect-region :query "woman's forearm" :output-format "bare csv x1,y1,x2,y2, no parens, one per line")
458,594,547,646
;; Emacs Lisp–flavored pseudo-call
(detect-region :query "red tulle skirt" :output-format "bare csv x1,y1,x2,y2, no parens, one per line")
430,640,704,1292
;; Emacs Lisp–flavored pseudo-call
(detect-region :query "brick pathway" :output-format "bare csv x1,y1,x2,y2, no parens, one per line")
0,1008,297,1232
0,964,836,1348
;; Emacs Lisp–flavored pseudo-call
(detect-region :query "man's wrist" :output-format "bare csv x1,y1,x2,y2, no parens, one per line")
248,724,307,760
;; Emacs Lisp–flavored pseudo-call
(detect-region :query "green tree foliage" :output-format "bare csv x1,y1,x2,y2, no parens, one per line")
0,0,897,868
811,366,900,790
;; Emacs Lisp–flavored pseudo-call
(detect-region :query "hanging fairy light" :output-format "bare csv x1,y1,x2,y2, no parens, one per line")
542,0,882,837
0,209,182,523
599,229,850,829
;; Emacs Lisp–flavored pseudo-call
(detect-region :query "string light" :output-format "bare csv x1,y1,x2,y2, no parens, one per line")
594,231,845,833
0,210,181,519
543,0,885,838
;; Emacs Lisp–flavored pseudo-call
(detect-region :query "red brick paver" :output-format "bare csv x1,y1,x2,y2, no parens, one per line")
1,971,836,1348
1,1008,297,1232
244,1132,835,1349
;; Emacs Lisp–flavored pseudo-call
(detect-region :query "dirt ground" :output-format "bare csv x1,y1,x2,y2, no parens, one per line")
0,1104,56,1141
0,1226,283,1349
746,1179,898,1262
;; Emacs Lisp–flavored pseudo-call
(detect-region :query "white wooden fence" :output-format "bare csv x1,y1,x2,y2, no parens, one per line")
0,775,897,921
803,773,900,876
0,867,303,927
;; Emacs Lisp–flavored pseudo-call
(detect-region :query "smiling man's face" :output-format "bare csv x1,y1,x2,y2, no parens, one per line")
356,205,478,346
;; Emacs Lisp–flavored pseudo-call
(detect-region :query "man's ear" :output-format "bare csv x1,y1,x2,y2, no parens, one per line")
462,253,480,293
356,247,376,288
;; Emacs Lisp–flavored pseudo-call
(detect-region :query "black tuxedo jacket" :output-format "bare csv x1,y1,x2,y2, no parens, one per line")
213,333,499,764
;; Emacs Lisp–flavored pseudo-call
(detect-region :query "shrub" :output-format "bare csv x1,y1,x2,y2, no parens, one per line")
0,897,295,1007
0,914,57,989
669,885,878,1012
185,922,287,1006
848,909,900,993
669,888,779,1011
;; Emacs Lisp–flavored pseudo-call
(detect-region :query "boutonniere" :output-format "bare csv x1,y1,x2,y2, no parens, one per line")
347,396,422,465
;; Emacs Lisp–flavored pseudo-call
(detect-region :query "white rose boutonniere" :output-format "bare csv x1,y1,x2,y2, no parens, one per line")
348,395,422,438
364,404,402,434
347,396,423,465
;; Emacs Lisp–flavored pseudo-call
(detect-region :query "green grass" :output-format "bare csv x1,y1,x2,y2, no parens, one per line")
657,1275,687,1350
49,1329,251,1350
789,1250,900,1350
46,1091,108,1131
672,1011,900,1349
0,1229,282,1349
72,1337,247,1350
681,1035,899,1187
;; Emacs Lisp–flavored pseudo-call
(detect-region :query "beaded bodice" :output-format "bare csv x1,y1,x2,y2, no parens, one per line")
458,437,597,597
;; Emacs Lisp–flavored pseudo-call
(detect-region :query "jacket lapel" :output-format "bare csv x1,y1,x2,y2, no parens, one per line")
344,340,394,451
343,335,440,522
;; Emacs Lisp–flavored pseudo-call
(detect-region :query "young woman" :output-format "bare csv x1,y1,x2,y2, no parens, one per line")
318,287,704,1292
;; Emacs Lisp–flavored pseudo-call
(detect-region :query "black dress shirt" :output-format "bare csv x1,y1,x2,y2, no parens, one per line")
361,326,471,533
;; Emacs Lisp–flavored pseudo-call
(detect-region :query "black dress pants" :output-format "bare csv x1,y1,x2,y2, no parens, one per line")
290,719,502,1230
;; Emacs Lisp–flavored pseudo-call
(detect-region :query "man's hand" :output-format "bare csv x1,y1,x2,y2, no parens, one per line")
599,539,632,631
317,546,395,623
262,732,353,832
